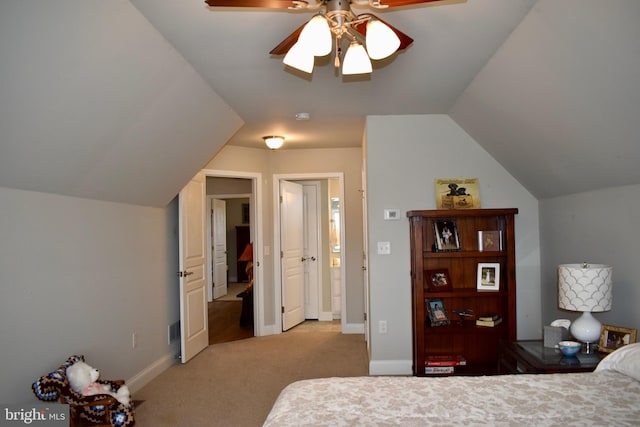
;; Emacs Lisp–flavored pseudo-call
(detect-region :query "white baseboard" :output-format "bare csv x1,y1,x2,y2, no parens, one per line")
342,322,365,334
126,352,178,394
257,323,281,336
319,311,334,321
369,359,413,376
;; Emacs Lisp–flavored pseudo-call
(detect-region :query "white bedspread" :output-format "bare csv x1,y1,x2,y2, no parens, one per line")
263,371,640,426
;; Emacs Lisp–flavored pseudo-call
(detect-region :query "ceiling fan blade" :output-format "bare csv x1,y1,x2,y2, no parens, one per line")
353,14,414,51
205,0,307,9
269,23,307,55
369,0,443,7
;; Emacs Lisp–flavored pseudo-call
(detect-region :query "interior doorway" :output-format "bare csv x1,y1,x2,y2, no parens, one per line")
204,171,261,344
275,173,345,333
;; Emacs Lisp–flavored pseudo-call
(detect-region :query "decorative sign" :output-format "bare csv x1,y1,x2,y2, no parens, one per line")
435,178,480,209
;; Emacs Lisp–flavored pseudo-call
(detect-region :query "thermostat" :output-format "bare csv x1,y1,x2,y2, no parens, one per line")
384,209,401,220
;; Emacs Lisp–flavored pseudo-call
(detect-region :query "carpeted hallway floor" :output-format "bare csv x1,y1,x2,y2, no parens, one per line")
134,321,368,426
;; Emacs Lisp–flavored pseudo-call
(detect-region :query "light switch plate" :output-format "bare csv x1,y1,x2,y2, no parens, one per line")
377,241,391,255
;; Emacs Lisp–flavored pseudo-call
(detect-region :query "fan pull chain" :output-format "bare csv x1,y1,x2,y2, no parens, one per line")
334,36,341,69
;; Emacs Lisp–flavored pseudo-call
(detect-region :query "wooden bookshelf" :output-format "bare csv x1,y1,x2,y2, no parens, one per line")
408,209,518,376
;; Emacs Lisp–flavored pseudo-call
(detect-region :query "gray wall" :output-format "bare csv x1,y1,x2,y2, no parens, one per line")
0,187,179,404
540,184,640,332
365,114,541,374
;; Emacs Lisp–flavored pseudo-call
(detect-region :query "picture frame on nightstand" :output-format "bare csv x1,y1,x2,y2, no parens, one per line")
599,324,637,353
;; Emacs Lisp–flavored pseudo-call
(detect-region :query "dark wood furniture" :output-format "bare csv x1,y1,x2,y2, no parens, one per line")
499,340,605,374
236,225,250,282
409,208,518,376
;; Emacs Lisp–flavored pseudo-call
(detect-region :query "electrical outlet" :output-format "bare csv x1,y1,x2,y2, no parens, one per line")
378,320,388,334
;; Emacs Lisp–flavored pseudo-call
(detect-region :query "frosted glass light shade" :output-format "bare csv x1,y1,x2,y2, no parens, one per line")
366,18,400,60
342,41,372,75
283,42,314,73
298,15,332,57
263,136,284,150
558,264,612,312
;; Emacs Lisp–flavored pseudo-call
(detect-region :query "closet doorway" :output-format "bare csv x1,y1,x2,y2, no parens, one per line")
275,173,345,333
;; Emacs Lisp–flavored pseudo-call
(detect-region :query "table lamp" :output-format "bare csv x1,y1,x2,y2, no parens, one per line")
558,263,612,353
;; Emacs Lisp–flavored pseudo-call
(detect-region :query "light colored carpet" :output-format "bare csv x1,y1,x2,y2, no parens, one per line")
134,321,368,426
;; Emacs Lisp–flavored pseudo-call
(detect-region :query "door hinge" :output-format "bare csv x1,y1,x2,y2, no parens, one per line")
279,195,283,203
281,306,285,314
364,312,367,321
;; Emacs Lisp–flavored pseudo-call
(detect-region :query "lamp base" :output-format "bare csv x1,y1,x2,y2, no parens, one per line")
583,341,598,354
570,311,602,354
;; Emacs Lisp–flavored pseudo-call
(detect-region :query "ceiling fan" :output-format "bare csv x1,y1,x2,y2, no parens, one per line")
204,0,445,75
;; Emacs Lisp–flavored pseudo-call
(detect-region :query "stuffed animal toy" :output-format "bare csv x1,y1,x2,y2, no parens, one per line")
66,361,130,406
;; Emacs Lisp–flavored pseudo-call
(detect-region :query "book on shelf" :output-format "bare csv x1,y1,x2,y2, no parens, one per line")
425,355,467,366
424,366,454,374
477,314,501,322
475,317,503,327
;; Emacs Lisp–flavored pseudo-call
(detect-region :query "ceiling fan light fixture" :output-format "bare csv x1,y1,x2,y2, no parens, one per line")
342,41,372,75
298,14,332,57
365,18,401,60
283,41,314,73
263,135,285,150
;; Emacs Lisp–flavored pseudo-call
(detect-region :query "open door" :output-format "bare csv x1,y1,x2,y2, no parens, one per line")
211,198,228,299
280,180,305,331
178,171,209,363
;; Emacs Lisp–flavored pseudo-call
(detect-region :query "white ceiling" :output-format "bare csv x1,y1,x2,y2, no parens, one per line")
1,1,639,204
131,0,536,149
131,0,640,198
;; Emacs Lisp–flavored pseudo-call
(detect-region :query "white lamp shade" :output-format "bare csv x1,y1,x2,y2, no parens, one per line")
366,19,401,60
558,264,612,312
283,42,314,73
342,41,372,75
298,15,332,57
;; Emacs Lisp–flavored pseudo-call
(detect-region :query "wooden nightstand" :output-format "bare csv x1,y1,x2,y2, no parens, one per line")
499,340,605,374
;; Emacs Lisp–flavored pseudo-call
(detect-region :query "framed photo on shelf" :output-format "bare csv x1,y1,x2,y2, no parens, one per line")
426,298,450,326
477,263,500,291
433,219,461,252
478,230,502,252
425,269,453,292
599,324,638,353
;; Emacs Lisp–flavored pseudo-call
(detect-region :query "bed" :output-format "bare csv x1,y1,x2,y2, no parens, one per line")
263,343,640,427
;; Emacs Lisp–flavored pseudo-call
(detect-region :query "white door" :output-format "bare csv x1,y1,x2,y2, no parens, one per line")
212,199,228,300
302,182,320,319
281,180,305,331
178,172,209,363
362,162,370,348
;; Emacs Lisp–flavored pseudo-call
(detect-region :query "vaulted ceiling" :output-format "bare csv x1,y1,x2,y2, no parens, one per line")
1,1,639,206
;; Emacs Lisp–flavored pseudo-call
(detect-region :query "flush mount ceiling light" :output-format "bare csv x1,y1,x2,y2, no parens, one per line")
205,0,446,76
263,135,285,150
